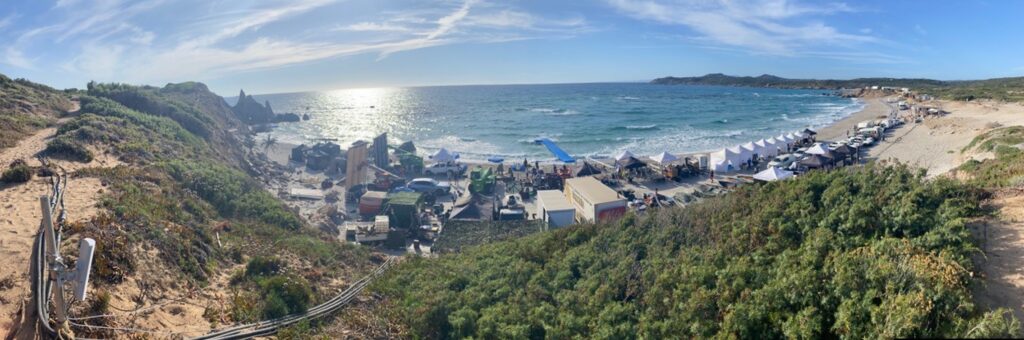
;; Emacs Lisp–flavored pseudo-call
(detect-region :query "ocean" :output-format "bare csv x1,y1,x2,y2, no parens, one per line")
244,83,863,161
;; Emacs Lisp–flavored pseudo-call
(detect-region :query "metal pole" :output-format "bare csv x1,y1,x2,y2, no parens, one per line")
39,195,68,323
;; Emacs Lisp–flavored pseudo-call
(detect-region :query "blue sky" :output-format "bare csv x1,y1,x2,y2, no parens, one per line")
1,0,1022,95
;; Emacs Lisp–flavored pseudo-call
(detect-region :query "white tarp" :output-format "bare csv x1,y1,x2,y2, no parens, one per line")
431,148,456,162
616,150,635,162
805,143,833,158
653,151,678,164
753,167,795,182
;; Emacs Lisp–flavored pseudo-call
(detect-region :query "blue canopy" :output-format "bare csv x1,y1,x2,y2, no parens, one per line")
487,156,504,163
534,138,576,163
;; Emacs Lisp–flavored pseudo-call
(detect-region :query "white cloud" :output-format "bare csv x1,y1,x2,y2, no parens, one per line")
337,22,412,32
9,0,592,85
606,0,882,58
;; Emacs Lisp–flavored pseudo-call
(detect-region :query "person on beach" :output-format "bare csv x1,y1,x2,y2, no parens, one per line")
709,170,715,181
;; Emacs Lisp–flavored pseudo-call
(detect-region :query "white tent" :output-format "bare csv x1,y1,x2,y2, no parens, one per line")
765,137,783,156
805,143,833,158
653,151,678,164
616,150,635,162
740,141,762,159
786,132,801,141
728,145,752,164
712,160,736,173
710,148,744,172
753,167,795,182
431,148,456,162
755,139,776,157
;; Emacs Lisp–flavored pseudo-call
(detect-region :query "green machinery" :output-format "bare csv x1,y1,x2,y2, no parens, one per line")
469,166,496,194
388,145,423,175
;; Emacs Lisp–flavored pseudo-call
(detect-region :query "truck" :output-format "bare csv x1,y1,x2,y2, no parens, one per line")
423,162,467,176
564,177,627,223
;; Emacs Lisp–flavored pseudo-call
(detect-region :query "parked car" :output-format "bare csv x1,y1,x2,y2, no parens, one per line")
423,162,467,176
768,154,798,169
862,136,876,146
406,178,451,195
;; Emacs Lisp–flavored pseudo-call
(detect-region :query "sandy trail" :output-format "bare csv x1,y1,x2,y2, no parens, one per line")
0,109,122,334
976,192,1024,322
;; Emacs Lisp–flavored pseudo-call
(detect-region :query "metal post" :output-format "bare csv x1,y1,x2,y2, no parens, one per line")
39,195,68,323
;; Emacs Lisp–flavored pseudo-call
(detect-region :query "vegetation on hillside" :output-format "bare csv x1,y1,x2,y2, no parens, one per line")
959,126,1024,187
651,73,1024,102
373,164,1020,339
0,73,72,148
48,82,373,332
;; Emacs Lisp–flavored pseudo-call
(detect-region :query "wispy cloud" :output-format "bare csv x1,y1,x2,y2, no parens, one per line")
9,0,590,85
606,0,892,60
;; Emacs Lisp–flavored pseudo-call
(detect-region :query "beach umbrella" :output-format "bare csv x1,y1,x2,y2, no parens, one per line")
431,148,455,162
616,150,635,162
653,151,678,164
753,167,794,182
487,156,504,163
798,154,829,168
805,143,833,158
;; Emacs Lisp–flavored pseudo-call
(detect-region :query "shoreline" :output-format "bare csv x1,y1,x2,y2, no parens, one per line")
262,95,887,169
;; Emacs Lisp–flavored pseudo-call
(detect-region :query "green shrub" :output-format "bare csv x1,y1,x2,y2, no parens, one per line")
373,164,997,338
245,256,282,278
259,275,313,318
1,163,32,183
45,136,94,162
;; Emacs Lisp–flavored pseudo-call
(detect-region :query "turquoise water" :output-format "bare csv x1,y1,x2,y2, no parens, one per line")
246,83,862,161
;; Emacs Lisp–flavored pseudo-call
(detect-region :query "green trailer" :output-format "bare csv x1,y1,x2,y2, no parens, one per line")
385,191,424,229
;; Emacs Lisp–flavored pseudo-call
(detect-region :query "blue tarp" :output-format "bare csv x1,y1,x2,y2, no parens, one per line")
487,156,504,163
534,138,576,163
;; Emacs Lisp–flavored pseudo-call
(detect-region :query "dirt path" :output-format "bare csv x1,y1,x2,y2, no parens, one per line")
976,192,1024,322
0,106,123,334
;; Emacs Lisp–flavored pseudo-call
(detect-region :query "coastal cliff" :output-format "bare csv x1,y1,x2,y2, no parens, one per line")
232,89,276,124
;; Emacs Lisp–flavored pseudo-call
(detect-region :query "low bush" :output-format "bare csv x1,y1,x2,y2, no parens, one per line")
45,136,94,162
1,163,33,183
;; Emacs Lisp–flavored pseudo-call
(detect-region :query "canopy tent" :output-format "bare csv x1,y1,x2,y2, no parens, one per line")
805,143,833,158
786,132,801,142
710,148,738,168
430,148,457,162
616,150,635,162
798,154,829,169
764,137,783,155
576,162,603,176
740,142,762,158
754,139,776,157
801,128,817,136
653,151,679,164
711,159,737,173
753,167,795,182
623,157,648,170
728,145,752,164
776,134,793,147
